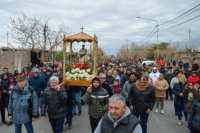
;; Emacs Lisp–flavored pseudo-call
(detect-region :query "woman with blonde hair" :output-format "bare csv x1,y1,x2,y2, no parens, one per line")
172,74,188,126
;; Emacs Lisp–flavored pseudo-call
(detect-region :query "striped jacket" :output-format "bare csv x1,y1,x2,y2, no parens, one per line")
83,87,109,119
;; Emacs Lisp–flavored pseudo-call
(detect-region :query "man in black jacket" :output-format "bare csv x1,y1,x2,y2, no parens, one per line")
128,75,156,133
164,69,174,100
41,76,67,133
121,68,132,86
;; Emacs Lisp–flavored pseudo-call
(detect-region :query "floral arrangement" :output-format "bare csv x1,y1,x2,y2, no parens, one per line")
66,63,94,81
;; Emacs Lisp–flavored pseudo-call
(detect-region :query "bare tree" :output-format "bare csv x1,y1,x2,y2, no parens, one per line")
8,13,72,62
186,45,198,67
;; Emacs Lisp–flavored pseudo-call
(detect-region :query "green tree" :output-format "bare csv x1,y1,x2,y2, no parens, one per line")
146,42,169,59
55,51,68,62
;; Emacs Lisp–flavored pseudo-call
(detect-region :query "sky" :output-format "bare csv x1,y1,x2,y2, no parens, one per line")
0,0,200,55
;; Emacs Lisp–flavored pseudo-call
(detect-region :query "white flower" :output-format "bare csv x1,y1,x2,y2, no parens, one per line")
84,72,88,76
75,68,80,72
71,69,75,73
82,69,86,73
86,69,91,73
66,72,70,76
79,70,83,74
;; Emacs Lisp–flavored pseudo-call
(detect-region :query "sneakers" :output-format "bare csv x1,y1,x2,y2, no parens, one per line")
79,110,82,116
161,110,164,114
178,120,182,126
155,109,158,114
64,121,68,125
68,124,72,129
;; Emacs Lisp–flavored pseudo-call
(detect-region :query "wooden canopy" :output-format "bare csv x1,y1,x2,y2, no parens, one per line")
62,26,98,82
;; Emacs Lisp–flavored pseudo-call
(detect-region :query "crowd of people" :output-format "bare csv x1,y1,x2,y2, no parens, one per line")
0,58,200,133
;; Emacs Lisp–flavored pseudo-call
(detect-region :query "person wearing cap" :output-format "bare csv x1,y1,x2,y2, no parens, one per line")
29,69,47,116
188,71,199,87
149,67,160,86
82,77,109,133
45,69,52,82
8,75,38,133
41,76,67,133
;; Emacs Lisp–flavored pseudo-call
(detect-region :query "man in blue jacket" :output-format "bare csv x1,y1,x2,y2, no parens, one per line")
29,69,47,115
8,75,38,133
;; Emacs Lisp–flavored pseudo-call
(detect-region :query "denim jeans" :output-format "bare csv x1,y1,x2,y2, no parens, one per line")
49,117,64,133
132,110,149,133
15,121,34,133
72,91,82,113
177,101,187,121
66,104,73,125
36,95,43,116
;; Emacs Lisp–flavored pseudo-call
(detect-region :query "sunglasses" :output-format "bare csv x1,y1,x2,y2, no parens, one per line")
100,77,105,79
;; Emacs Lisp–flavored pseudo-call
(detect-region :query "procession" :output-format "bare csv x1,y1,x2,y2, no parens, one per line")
0,0,200,133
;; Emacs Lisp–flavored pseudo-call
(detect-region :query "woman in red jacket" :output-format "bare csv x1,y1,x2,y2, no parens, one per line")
188,71,199,87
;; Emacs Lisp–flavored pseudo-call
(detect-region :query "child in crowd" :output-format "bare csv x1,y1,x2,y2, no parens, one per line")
110,79,122,95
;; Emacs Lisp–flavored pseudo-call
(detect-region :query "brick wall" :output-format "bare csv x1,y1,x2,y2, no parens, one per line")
0,50,29,74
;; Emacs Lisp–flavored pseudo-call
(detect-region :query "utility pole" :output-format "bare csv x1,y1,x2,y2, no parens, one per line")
7,31,9,48
42,24,47,62
125,40,129,59
189,28,191,49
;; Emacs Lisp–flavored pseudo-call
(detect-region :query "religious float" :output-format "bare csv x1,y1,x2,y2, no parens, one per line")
60,27,98,87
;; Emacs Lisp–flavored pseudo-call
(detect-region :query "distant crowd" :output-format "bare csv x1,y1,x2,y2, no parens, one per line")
0,58,200,133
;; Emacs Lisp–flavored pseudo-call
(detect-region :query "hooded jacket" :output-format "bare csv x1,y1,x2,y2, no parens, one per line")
149,68,160,86
82,77,109,119
94,107,142,133
8,83,38,124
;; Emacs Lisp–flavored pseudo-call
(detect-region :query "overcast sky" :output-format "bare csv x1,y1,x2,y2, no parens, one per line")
0,0,200,55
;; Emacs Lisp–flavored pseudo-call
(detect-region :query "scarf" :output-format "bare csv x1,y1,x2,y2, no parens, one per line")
136,80,149,91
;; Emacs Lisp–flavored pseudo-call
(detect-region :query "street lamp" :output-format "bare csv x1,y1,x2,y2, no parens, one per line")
137,17,159,63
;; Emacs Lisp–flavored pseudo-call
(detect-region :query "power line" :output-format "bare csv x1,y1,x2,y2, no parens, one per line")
143,31,157,45
0,6,21,16
164,7,200,26
138,26,157,45
159,3,200,27
159,14,200,31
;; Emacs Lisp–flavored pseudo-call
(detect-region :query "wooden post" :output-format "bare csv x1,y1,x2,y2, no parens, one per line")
63,40,67,80
93,39,98,76
189,28,191,49
70,41,73,65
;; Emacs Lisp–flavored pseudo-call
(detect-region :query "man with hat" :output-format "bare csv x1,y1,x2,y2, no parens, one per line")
8,75,38,133
29,69,47,116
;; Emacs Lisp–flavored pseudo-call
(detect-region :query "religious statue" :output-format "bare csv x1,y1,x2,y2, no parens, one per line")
79,44,87,62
